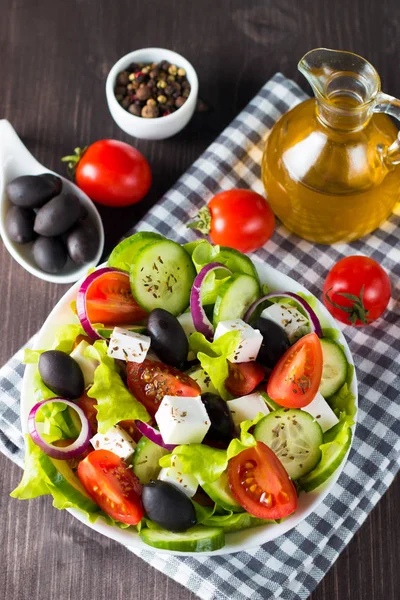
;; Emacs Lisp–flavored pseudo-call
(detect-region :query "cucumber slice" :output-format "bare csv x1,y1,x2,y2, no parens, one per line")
130,240,196,315
132,437,169,485
107,232,165,271
139,525,225,552
94,325,147,338
319,338,348,398
202,471,244,512
213,273,260,327
191,241,260,283
185,365,218,395
254,409,323,480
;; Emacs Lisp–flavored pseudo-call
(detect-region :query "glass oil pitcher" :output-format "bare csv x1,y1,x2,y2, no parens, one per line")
262,48,400,244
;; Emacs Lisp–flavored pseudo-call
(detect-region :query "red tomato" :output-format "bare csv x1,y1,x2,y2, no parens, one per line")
126,359,201,417
77,391,98,435
323,256,391,326
73,140,152,207
228,442,297,519
267,333,323,408
85,270,148,326
71,334,92,350
118,420,143,443
225,361,265,396
77,450,144,525
194,189,275,253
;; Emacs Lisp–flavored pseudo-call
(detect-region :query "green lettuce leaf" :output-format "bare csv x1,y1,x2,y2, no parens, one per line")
86,340,150,433
327,381,357,421
226,412,266,460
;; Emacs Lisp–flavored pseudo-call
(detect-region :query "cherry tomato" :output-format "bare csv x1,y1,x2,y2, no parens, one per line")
77,449,144,525
85,270,148,326
323,256,391,326
267,333,323,408
77,391,98,435
228,442,297,519
68,140,152,207
225,361,265,396
191,189,275,253
118,420,144,443
126,359,201,417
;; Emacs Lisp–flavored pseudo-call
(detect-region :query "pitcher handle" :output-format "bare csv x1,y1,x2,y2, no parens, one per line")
374,93,400,167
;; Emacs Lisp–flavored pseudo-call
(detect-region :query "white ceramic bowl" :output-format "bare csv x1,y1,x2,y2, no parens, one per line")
20,257,357,555
106,48,199,140
0,120,104,284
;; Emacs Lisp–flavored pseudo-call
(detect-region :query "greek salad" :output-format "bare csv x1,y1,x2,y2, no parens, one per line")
12,233,356,552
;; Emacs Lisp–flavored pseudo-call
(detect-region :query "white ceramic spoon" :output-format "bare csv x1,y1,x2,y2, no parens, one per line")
0,120,104,283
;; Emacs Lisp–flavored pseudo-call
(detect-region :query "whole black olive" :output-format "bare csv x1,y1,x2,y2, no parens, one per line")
34,193,82,237
252,317,290,368
5,205,35,243
32,236,68,273
39,350,85,399
66,219,100,264
201,393,235,447
142,480,197,532
147,308,189,368
6,173,62,208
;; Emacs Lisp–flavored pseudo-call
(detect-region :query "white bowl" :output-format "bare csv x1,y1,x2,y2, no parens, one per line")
0,120,104,284
20,257,358,555
106,48,199,140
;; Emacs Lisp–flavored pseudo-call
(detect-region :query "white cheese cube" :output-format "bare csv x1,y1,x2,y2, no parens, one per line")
107,327,151,363
227,392,270,428
177,312,196,361
70,340,98,388
302,391,339,433
90,425,136,460
155,395,210,445
214,319,263,362
261,303,310,344
158,455,198,498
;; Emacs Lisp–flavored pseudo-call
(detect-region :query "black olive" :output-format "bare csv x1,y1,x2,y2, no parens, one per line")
34,193,82,237
142,480,197,532
252,317,290,368
147,308,189,368
201,393,235,447
66,219,100,264
32,236,68,273
6,173,62,208
39,350,85,399
5,205,35,243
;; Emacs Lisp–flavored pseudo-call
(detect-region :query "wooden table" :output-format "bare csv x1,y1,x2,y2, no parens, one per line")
1,1,399,598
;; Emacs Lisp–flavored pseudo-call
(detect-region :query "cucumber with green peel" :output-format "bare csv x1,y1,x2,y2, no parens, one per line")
202,471,244,513
213,273,260,327
94,324,147,338
191,240,260,282
132,437,169,485
319,338,348,398
129,240,196,315
107,232,165,271
139,525,225,551
254,409,323,480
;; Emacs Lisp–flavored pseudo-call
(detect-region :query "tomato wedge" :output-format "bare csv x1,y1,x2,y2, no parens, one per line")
85,270,148,326
127,359,201,417
77,391,98,435
267,333,323,408
77,450,144,525
228,442,297,519
225,361,265,396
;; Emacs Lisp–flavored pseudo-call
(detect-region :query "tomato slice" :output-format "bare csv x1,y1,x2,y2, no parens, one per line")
228,441,297,519
126,359,201,417
77,391,98,435
118,420,144,443
77,449,144,525
85,271,148,326
225,361,265,396
267,333,323,408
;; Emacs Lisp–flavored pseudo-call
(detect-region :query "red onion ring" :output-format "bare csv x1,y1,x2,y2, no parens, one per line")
28,398,91,460
135,420,177,451
244,291,323,337
190,262,231,339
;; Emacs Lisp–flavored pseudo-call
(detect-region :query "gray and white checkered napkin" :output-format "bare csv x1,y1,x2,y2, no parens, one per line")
1,73,399,600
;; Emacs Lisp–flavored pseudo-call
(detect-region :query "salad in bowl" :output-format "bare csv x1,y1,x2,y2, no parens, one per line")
12,233,357,554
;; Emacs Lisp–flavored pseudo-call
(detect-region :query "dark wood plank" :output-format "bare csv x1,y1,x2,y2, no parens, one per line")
0,1,399,599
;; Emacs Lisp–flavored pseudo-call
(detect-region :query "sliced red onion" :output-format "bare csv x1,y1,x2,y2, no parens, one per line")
244,291,323,337
28,398,91,460
76,267,127,340
135,420,177,451
190,262,231,339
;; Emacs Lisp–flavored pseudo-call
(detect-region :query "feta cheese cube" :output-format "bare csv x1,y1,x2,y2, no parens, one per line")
177,312,196,360
214,319,263,362
227,392,270,428
158,455,198,497
70,340,98,387
302,391,339,433
107,327,151,363
261,303,310,344
90,425,136,460
155,395,210,445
